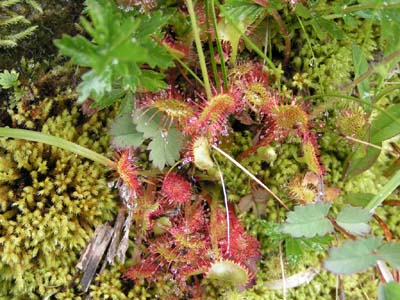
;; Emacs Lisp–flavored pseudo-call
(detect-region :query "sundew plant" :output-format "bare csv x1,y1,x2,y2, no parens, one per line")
1,0,400,299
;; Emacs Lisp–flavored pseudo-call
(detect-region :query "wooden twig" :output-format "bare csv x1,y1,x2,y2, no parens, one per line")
76,224,114,292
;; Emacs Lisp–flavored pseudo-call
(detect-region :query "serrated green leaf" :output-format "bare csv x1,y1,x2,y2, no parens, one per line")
286,235,332,265
55,0,172,105
219,0,266,62
324,237,381,275
281,202,333,238
378,243,400,269
54,35,97,67
119,92,135,115
77,69,112,103
336,205,372,235
91,89,125,110
295,3,312,18
0,69,19,89
379,282,400,300
370,104,400,144
140,70,168,92
148,128,183,170
300,235,333,251
133,109,164,138
286,238,303,265
352,44,370,101
109,113,144,149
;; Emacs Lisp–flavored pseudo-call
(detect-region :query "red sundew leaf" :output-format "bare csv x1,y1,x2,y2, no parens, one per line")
124,259,160,280
161,173,192,204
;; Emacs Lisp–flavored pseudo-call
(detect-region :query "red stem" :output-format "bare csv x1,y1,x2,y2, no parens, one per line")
328,217,356,240
373,214,392,242
383,200,400,206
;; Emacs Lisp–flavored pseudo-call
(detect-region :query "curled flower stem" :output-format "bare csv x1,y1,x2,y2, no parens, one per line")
212,145,288,209
0,127,115,168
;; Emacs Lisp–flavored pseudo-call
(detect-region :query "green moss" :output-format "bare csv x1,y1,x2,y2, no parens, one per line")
0,101,117,299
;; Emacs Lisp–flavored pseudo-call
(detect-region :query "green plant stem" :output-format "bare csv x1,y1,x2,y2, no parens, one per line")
323,2,400,19
304,94,400,127
0,127,115,168
271,9,290,66
186,0,212,99
343,50,400,93
297,16,324,92
375,83,400,102
174,55,205,87
210,0,228,91
217,1,279,74
365,169,400,213
205,0,221,92
161,41,205,87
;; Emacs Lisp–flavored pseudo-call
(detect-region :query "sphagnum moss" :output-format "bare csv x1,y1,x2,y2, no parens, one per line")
0,103,117,299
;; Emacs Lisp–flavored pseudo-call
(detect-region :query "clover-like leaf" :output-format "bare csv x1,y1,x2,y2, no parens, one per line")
336,205,372,236
324,237,381,275
109,114,144,149
281,202,333,238
148,128,183,170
